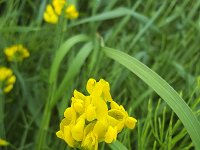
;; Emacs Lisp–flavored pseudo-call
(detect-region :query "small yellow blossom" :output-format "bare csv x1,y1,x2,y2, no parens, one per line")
56,78,137,150
104,126,117,143
65,4,79,19
0,66,16,93
43,0,79,24
0,138,9,146
4,44,30,62
52,0,66,15
44,4,58,24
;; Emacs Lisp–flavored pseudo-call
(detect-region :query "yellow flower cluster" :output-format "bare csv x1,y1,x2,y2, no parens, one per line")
56,78,137,150
44,0,79,24
4,44,30,62
0,67,16,93
0,138,9,146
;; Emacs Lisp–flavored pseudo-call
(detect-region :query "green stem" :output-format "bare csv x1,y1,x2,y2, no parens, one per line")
36,16,67,149
36,83,55,150
0,89,5,138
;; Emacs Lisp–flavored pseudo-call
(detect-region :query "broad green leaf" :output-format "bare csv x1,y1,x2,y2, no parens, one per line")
102,46,200,149
109,140,128,150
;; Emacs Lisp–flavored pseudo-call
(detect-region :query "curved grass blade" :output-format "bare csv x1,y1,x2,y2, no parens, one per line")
102,46,200,149
49,34,89,84
70,7,149,26
52,42,93,106
108,140,128,150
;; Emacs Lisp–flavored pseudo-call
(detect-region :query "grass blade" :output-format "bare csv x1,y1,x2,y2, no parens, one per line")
70,7,149,26
52,42,93,105
49,34,89,84
109,140,128,150
102,46,200,149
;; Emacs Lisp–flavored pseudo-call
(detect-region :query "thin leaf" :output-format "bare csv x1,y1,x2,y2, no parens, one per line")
102,46,200,149
52,42,93,106
70,7,149,26
109,140,128,150
49,34,89,84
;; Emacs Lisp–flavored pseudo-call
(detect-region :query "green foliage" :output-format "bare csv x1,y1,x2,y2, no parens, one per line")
0,0,200,149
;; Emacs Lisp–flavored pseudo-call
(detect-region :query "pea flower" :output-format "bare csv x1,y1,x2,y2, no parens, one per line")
43,0,79,24
0,138,9,146
56,78,137,150
0,67,16,93
4,44,30,62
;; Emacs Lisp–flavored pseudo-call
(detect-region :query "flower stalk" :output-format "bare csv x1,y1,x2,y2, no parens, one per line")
0,90,5,138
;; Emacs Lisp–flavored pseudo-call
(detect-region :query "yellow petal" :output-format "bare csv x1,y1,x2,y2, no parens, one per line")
56,130,63,139
43,5,58,24
63,125,75,147
71,118,85,141
71,97,84,114
0,138,9,146
7,75,16,84
0,67,13,81
91,81,104,97
74,101,84,114
82,132,98,150
125,117,137,129
91,97,108,122
64,107,76,124
105,126,117,143
108,109,125,120
84,122,95,137
4,84,13,93
86,78,96,94
65,4,79,19
100,79,113,102
73,89,86,100
110,101,120,109
86,104,96,121
107,115,124,132
52,0,65,15
22,48,30,58
93,121,108,141
59,118,71,131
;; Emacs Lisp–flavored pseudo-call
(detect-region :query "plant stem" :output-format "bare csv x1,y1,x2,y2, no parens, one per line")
36,82,55,150
0,89,5,138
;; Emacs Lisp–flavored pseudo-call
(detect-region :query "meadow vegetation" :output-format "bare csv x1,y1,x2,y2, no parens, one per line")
0,0,200,149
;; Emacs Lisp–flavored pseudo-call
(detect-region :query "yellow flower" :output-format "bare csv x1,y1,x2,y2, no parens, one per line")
56,78,137,149
43,0,79,24
85,104,96,121
104,126,117,143
0,138,9,146
52,0,66,15
87,78,113,102
65,4,79,19
4,44,30,62
108,101,137,132
43,4,58,24
82,131,98,150
71,117,85,141
56,107,77,147
0,66,16,93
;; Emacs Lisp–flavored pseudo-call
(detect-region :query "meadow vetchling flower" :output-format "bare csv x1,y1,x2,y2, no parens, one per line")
0,66,16,93
43,0,79,24
4,44,29,62
0,138,9,146
43,4,58,24
56,78,137,150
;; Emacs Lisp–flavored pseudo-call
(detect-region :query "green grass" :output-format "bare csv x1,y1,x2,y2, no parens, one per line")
0,0,200,149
